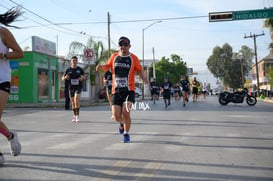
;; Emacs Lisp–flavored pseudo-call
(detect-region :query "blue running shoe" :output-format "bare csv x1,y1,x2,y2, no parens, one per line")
119,123,124,134
123,134,130,143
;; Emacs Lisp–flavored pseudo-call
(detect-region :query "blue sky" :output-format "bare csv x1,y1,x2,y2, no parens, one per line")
1,0,272,86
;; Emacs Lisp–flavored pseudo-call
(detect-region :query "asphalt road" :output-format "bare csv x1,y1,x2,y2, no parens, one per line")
0,96,273,181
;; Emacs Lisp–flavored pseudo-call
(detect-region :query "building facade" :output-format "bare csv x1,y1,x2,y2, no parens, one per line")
252,53,273,92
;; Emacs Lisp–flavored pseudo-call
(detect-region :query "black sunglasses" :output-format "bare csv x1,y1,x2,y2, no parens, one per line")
119,42,129,47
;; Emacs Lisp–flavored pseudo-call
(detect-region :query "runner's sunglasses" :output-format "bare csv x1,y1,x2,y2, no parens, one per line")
119,42,129,47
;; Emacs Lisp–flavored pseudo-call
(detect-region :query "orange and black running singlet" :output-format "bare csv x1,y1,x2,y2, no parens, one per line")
104,52,142,94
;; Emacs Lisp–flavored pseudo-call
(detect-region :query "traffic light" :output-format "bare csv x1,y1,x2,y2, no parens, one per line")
209,12,233,22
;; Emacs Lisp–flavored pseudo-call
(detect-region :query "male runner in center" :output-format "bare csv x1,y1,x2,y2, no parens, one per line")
96,36,148,143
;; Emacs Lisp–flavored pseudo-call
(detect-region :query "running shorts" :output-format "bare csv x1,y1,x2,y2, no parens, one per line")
192,87,198,94
163,92,171,99
112,90,135,107
69,87,82,97
0,82,10,93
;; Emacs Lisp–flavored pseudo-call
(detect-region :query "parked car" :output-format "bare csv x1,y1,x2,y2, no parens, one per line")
135,87,142,98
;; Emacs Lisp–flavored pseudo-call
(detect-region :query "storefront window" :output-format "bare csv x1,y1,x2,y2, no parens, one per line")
38,69,49,99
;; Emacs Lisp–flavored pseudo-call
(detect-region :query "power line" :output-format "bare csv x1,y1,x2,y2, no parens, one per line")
8,0,88,37
20,15,208,27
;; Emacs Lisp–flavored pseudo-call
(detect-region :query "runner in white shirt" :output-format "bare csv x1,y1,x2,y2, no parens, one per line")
0,7,24,166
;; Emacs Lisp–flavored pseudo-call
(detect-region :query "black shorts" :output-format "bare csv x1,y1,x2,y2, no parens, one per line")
151,89,159,95
112,91,135,107
0,82,10,93
163,92,171,99
192,87,198,94
69,87,82,97
182,87,189,93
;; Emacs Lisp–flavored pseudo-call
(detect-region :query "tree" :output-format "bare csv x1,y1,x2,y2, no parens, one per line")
264,18,273,53
207,43,253,89
232,45,254,86
151,54,187,84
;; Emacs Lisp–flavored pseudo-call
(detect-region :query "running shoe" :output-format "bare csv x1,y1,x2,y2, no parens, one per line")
0,152,5,166
119,123,124,134
8,130,21,156
72,116,76,122
183,104,186,107
111,115,115,120
123,134,130,143
76,115,80,123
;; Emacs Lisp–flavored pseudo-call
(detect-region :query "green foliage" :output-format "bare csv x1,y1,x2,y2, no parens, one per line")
150,54,187,84
207,43,254,89
264,18,273,52
264,18,273,31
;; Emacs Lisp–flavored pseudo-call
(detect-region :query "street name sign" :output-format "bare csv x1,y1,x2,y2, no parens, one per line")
209,8,273,22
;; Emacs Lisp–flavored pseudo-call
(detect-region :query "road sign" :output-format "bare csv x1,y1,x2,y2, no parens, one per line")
84,48,94,60
209,8,273,22
234,8,273,20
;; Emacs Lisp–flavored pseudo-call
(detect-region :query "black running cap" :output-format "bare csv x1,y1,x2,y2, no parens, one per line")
118,36,130,44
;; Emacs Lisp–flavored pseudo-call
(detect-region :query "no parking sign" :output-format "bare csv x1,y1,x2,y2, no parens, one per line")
84,48,95,64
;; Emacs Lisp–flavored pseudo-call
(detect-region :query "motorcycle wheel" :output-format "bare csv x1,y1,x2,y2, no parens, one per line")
246,96,257,106
218,97,229,105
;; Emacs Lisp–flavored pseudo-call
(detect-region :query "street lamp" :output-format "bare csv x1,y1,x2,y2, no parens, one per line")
142,21,162,100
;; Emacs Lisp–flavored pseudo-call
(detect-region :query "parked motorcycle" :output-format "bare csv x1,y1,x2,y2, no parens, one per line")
218,88,257,106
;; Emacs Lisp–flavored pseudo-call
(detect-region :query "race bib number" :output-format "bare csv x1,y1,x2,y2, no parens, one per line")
115,77,128,88
71,79,79,85
108,80,112,86
164,85,169,89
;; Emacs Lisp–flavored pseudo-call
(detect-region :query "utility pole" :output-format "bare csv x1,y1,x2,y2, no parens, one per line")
107,12,111,57
152,47,156,79
244,31,265,97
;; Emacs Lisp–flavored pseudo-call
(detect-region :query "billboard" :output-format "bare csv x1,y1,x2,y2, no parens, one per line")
32,36,56,56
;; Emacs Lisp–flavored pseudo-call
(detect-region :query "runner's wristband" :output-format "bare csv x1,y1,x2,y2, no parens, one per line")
3,53,7,60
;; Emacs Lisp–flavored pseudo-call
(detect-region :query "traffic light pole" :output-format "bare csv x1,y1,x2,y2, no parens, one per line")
244,32,265,97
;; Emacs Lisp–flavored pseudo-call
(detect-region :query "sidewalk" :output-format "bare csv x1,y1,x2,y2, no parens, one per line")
262,97,273,104
5,99,108,109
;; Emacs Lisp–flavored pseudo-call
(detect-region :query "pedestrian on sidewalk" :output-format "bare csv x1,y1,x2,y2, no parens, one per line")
62,56,85,123
0,7,24,166
96,36,148,143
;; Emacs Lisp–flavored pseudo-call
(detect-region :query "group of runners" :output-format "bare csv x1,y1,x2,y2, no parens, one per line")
0,6,209,167
149,76,208,108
